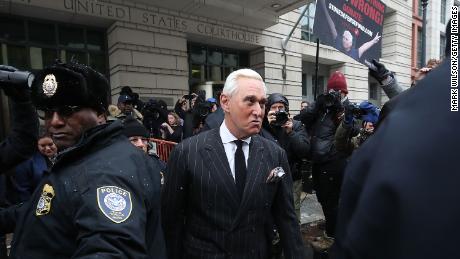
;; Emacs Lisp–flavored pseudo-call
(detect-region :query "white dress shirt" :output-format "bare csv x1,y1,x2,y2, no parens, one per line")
219,121,250,181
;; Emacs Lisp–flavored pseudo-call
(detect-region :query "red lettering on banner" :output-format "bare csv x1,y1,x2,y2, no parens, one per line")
343,3,363,23
371,0,385,13
350,0,384,26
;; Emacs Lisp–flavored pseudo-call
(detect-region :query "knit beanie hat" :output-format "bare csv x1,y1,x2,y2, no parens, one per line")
122,117,149,138
359,101,380,124
327,71,348,94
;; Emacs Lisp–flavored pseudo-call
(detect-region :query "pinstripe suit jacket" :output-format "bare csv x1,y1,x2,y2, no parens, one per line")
162,128,306,259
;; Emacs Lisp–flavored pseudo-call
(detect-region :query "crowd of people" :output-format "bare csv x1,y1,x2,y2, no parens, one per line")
0,19,457,259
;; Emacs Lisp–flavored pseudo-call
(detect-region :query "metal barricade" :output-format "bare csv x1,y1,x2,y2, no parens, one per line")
149,138,177,162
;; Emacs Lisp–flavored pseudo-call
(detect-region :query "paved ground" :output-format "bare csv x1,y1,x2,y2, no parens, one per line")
299,193,330,259
300,192,324,224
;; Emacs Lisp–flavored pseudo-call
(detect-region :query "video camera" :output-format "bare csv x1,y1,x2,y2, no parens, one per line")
347,103,367,118
0,66,35,90
142,99,163,119
323,90,342,108
191,91,212,122
272,110,289,127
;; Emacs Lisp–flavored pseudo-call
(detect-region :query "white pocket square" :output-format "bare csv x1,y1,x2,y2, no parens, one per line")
266,167,286,183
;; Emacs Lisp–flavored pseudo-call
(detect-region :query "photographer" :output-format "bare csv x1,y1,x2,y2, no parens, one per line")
335,101,379,155
263,93,310,221
0,65,39,174
174,93,196,120
0,65,38,258
160,112,183,143
182,91,212,138
142,99,169,138
299,71,356,238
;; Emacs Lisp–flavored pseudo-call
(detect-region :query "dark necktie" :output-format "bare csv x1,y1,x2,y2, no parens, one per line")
234,140,247,201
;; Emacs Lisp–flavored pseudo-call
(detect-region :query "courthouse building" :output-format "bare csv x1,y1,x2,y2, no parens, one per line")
411,0,458,81
0,0,413,135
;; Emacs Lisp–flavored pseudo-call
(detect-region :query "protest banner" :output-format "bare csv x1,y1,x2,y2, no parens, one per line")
313,0,386,66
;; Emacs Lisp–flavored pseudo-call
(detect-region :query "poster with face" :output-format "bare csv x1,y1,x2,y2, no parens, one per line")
313,0,386,67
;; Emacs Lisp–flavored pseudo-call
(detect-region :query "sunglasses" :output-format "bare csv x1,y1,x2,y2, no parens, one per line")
37,106,83,120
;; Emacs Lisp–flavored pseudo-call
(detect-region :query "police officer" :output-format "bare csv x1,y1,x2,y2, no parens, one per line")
0,62,165,258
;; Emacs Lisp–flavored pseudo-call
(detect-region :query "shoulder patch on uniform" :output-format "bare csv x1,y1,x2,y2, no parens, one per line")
97,186,132,223
36,184,55,216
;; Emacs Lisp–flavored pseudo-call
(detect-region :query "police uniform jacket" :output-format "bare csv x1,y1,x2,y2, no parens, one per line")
3,121,165,258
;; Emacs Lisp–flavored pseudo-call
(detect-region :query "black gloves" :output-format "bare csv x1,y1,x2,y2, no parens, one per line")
316,92,342,112
343,103,355,125
0,65,32,103
368,59,392,84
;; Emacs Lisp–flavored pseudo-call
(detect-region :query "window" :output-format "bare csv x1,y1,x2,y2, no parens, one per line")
302,73,307,96
30,47,58,69
187,43,249,85
440,34,446,60
0,16,25,42
417,28,423,68
7,45,28,69
441,0,447,24
87,30,105,51
300,3,317,43
0,15,107,74
312,75,325,96
59,26,85,49
418,0,423,17
29,22,56,45
369,83,379,100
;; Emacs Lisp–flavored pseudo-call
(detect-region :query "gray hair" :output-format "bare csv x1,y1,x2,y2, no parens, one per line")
222,68,267,97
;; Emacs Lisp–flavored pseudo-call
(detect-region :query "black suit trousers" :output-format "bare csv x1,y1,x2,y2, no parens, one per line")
312,158,346,237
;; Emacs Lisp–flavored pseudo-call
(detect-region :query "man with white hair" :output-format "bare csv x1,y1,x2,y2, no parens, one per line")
162,68,306,259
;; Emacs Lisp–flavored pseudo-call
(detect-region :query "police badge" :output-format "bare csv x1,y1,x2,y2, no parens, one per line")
36,184,55,216
42,74,58,97
97,186,132,223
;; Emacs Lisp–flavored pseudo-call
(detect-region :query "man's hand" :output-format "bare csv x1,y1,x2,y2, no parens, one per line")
343,103,355,125
0,65,31,102
281,118,293,134
371,32,381,44
267,110,277,125
368,59,392,84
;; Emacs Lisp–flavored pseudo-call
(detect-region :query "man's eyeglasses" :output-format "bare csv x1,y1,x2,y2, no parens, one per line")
37,106,83,120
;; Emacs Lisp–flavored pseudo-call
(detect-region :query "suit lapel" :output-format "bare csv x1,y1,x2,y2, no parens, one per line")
199,129,240,210
234,135,266,224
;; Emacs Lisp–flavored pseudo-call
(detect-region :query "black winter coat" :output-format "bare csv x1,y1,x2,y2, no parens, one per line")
332,58,460,259
300,99,349,163
1,121,166,258
0,100,38,174
263,120,310,181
